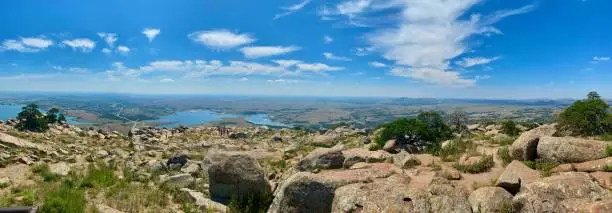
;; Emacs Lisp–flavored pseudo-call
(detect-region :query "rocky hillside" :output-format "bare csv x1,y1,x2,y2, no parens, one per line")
0,121,611,213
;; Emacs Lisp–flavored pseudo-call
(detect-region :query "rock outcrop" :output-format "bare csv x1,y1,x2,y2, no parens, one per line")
468,187,513,213
513,172,612,213
495,160,540,194
297,145,345,171
207,152,271,204
537,136,609,163
509,124,556,161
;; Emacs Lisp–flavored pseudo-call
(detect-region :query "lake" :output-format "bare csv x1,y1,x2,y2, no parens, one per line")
152,110,291,128
0,104,90,125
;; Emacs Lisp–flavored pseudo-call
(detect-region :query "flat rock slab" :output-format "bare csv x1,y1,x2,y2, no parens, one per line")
537,136,608,163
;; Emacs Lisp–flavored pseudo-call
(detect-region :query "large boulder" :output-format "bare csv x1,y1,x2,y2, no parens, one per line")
509,124,556,161
297,145,345,171
268,163,397,213
495,160,540,195
513,172,612,213
574,157,612,172
427,178,472,213
160,173,194,188
341,148,391,168
468,187,514,213
332,182,430,213
537,136,609,163
179,188,227,212
207,152,271,204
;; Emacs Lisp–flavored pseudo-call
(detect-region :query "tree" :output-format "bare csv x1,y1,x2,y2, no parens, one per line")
16,104,49,132
417,111,452,141
501,120,520,136
46,108,60,123
449,110,469,135
58,114,67,123
375,111,452,153
557,91,611,136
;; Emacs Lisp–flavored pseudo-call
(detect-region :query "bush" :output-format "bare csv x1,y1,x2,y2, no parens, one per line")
557,91,611,136
227,192,273,213
40,184,85,213
375,111,452,152
32,164,59,182
454,155,494,174
498,146,513,166
605,144,612,157
522,159,560,177
438,139,475,162
501,120,520,136
80,163,117,188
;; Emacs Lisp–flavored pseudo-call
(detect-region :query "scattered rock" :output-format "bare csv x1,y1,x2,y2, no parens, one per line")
509,124,556,161
495,160,540,195
513,172,612,213
392,151,421,169
382,139,396,152
179,188,228,212
180,162,200,174
468,187,513,213
537,136,609,163
341,148,390,169
160,173,194,188
49,162,71,176
96,150,109,158
166,153,188,169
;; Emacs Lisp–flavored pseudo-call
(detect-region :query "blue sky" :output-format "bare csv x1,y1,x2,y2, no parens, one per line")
0,0,610,98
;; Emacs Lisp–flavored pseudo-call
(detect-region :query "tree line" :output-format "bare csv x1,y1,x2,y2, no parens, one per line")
15,104,67,132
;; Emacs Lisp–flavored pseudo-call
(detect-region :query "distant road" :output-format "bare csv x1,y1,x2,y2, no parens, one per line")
115,107,140,131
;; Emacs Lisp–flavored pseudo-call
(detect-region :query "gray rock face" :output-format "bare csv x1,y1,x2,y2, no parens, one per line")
207,152,271,204
537,136,609,163
297,145,345,171
468,187,514,213
495,160,540,195
332,182,430,213
513,172,612,213
509,124,556,161
268,163,397,213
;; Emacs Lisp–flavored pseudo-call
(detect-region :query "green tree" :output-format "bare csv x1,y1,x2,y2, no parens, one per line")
58,114,67,123
557,91,611,136
501,120,520,136
16,104,49,132
417,111,452,140
46,108,60,123
376,112,452,152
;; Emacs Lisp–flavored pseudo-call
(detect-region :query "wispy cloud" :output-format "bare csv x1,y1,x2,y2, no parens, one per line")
96,32,117,48
591,56,610,64
323,52,352,61
160,78,175,83
1,37,54,53
239,46,300,58
324,35,333,44
188,30,255,50
456,56,502,68
369,61,387,68
339,0,537,86
143,28,161,42
117,46,130,55
296,63,344,72
61,38,96,52
274,0,311,20
267,79,299,84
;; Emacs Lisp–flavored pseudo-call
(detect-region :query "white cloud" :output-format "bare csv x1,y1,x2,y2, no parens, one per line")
160,78,175,83
105,59,343,80
188,30,255,50
323,52,352,61
239,77,249,81
350,0,536,86
97,32,117,48
591,56,610,64
52,66,89,74
390,67,475,86
296,63,344,72
62,38,96,52
324,36,333,44
354,47,374,56
369,61,387,68
267,79,299,84
274,0,311,20
456,56,501,68
239,46,300,59
117,46,130,55
1,37,54,52
102,48,112,55
143,28,161,42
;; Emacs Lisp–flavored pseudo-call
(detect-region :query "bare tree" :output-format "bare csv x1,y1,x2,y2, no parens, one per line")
449,109,469,135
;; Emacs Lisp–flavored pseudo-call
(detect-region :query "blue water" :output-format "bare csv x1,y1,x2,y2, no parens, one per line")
246,114,292,128
0,104,89,125
155,110,239,128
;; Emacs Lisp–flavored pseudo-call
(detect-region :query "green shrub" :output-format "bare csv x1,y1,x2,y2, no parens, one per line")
19,190,37,206
438,139,475,162
31,164,59,182
601,134,612,142
454,155,494,174
80,163,117,188
501,120,520,136
606,144,612,157
374,111,452,151
227,192,273,213
557,91,611,136
498,146,513,166
522,159,559,177
40,184,85,213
